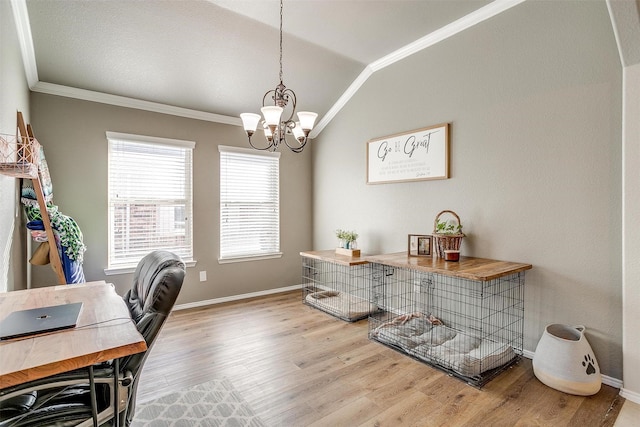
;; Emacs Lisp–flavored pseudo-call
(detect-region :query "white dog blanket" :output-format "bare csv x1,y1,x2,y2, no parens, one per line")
373,314,516,377
305,290,378,321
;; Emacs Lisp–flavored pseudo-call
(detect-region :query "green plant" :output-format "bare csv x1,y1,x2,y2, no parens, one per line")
335,229,358,242
435,219,463,235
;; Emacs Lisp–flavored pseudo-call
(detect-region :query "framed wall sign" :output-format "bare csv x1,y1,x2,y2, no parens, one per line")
408,234,432,257
367,123,449,184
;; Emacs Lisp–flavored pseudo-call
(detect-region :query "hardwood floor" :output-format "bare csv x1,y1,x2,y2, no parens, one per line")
137,291,623,426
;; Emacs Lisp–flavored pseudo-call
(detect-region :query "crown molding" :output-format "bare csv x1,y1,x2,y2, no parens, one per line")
10,0,38,88
311,0,526,138
12,0,240,126
16,0,525,133
370,0,527,72
309,66,374,139
32,81,241,126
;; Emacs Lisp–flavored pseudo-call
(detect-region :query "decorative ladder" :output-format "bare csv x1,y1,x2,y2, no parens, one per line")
0,112,66,284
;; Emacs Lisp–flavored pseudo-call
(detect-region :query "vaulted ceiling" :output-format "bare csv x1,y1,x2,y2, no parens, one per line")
15,0,640,136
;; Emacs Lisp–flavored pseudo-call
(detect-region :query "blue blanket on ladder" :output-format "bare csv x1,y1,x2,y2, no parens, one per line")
26,215,86,284
21,143,86,284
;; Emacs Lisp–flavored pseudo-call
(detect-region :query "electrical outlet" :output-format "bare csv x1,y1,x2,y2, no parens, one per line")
199,271,207,282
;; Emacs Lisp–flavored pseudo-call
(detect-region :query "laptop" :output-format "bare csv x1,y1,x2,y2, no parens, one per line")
0,302,83,340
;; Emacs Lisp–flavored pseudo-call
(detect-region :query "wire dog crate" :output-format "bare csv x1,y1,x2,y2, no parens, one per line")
301,251,377,322
368,260,526,387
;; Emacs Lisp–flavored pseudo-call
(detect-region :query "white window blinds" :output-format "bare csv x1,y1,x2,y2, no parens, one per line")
219,146,280,261
107,132,194,269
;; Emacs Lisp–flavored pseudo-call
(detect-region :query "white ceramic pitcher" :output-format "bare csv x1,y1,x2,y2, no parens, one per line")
532,324,601,396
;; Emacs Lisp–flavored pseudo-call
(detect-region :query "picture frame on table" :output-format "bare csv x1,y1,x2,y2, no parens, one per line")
408,234,432,257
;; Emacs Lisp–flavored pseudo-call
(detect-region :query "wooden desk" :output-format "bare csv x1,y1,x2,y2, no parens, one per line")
0,281,147,389
365,252,532,281
300,250,369,266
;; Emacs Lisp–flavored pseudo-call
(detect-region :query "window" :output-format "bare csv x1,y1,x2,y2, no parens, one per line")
106,132,194,272
219,146,280,262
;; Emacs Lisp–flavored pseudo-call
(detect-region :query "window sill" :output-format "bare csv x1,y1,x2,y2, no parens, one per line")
218,253,282,264
104,259,197,276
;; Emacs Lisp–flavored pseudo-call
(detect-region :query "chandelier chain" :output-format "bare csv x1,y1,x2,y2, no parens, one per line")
239,0,317,153
279,0,283,83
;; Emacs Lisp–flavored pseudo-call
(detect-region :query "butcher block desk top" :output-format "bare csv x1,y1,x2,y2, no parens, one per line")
365,252,532,281
300,250,370,267
0,281,146,389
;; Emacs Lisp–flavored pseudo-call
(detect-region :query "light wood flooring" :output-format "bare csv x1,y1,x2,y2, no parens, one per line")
137,291,623,426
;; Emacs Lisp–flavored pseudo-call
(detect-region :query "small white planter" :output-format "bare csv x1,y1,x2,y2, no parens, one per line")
532,324,601,396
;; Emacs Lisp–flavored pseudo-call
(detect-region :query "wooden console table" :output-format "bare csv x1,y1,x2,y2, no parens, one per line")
364,252,532,281
300,250,369,266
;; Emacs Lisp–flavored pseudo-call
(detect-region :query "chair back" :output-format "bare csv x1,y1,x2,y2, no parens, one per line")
120,250,185,424
121,250,185,374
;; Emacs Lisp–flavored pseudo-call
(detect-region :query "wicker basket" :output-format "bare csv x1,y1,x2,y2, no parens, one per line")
0,133,40,179
432,210,465,258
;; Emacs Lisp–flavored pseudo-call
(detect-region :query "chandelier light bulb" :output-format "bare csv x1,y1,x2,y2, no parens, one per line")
297,111,318,133
261,106,283,128
240,113,261,136
263,124,274,142
292,122,305,142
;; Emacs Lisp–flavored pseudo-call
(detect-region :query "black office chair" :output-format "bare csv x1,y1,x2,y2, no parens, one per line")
0,250,185,426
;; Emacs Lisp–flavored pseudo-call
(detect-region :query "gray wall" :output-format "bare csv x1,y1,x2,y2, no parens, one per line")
1,0,30,292
28,94,312,304
312,1,623,378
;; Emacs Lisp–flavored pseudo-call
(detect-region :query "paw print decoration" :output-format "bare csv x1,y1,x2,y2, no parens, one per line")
582,354,596,375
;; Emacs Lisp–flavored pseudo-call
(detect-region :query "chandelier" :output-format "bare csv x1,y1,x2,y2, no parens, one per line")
239,0,317,153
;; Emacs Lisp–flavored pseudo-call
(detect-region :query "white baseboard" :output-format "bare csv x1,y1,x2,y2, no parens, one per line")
173,284,303,311
522,349,622,389
603,375,624,389
619,388,640,404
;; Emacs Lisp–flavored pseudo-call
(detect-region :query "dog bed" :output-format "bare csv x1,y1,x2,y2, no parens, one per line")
373,313,516,378
305,290,378,321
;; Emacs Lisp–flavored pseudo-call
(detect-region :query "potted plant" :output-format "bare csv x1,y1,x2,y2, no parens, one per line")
435,218,463,235
432,211,465,258
335,229,358,249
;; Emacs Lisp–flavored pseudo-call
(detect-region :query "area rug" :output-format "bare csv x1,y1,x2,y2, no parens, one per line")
131,378,266,427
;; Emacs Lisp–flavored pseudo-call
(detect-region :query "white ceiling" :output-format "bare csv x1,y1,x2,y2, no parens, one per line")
210,0,491,65
21,0,496,127
17,0,638,135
